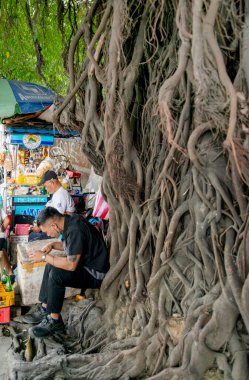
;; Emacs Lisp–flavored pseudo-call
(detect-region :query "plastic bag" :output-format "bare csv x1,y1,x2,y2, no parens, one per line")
36,157,53,177
92,189,109,220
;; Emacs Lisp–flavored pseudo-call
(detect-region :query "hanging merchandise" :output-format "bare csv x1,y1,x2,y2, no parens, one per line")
18,149,25,165
4,150,13,172
0,153,5,166
16,147,42,185
24,150,30,165
36,156,53,177
42,146,48,159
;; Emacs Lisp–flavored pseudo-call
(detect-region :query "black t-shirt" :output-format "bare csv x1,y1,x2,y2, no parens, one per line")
62,214,109,273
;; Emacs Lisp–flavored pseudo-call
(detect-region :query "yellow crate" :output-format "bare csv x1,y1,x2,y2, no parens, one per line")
25,176,41,185
17,174,25,184
0,282,15,308
17,175,41,186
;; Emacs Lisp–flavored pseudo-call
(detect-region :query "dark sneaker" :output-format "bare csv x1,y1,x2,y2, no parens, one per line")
22,305,48,324
29,315,65,338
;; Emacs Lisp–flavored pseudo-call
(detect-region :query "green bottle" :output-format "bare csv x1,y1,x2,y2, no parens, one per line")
1,267,7,284
5,276,12,292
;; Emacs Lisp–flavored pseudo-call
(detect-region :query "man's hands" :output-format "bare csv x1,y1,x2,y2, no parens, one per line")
41,243,54,255
29,250,45,263
29,242,54,262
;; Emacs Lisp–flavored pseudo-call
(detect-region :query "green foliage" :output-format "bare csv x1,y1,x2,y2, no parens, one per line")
0,0,88,95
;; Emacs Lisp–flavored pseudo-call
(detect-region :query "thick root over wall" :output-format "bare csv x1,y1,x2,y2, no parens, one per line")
8,0,249,379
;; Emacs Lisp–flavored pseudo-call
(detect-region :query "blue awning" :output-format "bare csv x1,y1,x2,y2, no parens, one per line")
0,79,55,120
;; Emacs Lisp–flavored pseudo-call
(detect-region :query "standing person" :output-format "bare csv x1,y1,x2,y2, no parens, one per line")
29,170,76,241
0,207,13,276
23,207,109,338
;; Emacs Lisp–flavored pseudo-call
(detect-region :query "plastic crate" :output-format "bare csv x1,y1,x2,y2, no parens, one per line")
15,224,30,236
0,307,10,323
0,283,15,308
17,175,41,185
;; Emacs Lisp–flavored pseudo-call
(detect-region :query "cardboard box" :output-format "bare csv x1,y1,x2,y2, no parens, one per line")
17,240,80,305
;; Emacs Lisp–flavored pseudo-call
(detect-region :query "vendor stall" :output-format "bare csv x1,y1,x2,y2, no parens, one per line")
4,132,53,224
0,79,101,326
0,79,56,210
0,80,82,262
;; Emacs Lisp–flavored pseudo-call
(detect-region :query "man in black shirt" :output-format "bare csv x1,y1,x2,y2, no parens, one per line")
22,207,109,338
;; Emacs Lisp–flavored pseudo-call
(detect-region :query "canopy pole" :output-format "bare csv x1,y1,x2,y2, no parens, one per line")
0,124,7,212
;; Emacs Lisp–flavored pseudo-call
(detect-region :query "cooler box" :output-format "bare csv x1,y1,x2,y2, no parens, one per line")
10,234,29,265
17,239,81,305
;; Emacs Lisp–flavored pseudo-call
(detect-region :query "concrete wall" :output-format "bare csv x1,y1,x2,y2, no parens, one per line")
52,137,91,188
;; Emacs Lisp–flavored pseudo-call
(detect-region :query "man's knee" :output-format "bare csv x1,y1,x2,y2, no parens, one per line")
49,266,69,287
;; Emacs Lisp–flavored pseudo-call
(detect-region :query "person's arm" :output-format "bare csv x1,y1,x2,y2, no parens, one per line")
46,199,52,207
48,189,68,214
41,240,64,254
45,252,81,271
29,250,81,271
2,215,9,232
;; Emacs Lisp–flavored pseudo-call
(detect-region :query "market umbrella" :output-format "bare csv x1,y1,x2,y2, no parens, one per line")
0,79,55,121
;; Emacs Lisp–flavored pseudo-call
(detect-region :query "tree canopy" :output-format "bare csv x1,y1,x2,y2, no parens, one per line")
0,0,89,94
4,1,249,379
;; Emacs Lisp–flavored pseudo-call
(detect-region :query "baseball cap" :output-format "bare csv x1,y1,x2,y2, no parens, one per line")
38,170,58,186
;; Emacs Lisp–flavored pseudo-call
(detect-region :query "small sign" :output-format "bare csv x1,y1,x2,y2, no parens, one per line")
15,205,45,219
13,196,48,203
23,134,41,149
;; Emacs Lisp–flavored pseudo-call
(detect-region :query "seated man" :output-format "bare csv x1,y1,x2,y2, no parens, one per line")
29,170,76,241
0,207,13,276
23,207,109,338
